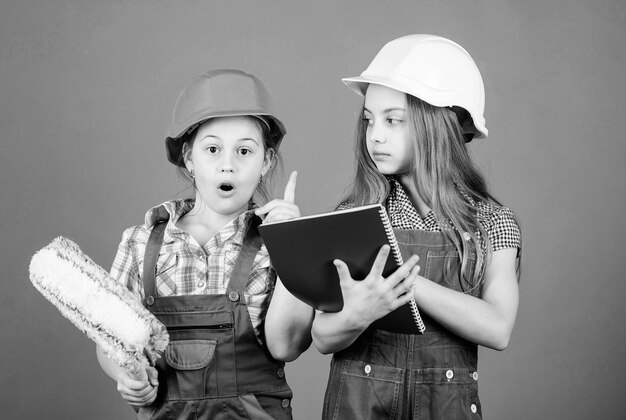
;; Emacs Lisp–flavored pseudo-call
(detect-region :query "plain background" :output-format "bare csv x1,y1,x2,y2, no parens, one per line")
2,1,625,419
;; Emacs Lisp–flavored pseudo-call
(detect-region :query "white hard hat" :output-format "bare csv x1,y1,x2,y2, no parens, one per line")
342,34,487,140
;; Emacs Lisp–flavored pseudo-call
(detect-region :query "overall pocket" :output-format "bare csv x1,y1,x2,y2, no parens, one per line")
329,359,404,420
155,310,235,399
413,367,481,419
163,339,217,400
165,339,216,370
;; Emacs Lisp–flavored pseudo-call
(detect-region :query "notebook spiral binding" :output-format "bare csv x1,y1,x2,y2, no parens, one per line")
379,207,426,334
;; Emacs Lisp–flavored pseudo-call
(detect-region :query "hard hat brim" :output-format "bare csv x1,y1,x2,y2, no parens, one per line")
341,75,487,139
165,112,286,167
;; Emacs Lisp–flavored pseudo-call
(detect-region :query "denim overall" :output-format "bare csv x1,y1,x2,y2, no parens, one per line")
322,229,482,420
139,210,292,419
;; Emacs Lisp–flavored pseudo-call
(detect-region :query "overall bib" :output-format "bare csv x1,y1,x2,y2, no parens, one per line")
139,212,293,419
323,229,482,420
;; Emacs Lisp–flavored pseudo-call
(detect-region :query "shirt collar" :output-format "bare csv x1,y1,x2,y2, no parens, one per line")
385,176,439,230
386,176,478,208
144,199,194,228
214,210,252,247
144,199,255,247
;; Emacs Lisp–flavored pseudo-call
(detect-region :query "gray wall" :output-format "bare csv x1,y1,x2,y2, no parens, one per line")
2,1,625,419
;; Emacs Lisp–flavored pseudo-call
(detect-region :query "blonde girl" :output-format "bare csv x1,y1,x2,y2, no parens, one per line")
313,35,521,419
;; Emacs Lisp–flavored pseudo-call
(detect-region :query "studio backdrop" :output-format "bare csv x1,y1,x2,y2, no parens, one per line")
1,1,625,419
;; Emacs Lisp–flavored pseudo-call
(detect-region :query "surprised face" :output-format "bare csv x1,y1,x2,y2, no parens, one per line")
185,116,272,218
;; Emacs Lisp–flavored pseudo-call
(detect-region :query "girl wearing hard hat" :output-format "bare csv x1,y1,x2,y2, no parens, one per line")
97,69,313,419
312,35,521,419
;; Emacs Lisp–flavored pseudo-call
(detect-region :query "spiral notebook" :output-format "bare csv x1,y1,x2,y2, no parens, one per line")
259,204,425,334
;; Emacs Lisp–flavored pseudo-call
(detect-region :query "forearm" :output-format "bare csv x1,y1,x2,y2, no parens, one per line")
413,276,518,350
311,308,370,354
265,279,314,361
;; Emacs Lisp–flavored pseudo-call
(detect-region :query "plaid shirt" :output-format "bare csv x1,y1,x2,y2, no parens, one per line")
110,199,274,331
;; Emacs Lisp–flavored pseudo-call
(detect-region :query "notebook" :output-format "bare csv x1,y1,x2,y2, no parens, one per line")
259,204,425,334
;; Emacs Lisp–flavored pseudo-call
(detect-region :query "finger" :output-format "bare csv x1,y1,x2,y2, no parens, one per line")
254,199,292,216
146,366,159,387
333,259,352,285
264,209,299,224
127,384,157,406
283,171,297,203
254,203,269,217
391,268,419,306
369,245,391,277
393,284,416,309
118,379,152,396
119,376,151,392
145,386,158,404
395,266,419,296
386,255,420,288
393,275,414,295
124,388,153,404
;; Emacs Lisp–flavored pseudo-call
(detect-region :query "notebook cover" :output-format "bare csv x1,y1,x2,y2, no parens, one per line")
259,204,422,333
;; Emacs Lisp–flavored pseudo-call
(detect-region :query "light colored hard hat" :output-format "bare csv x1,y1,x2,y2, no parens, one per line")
166,69,286,166
342,34,487,139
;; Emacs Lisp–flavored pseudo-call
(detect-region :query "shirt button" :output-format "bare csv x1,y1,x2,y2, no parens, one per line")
145,296,155,306
472,371,478,381
197,281,205,288
277,367,285,378
463,232,471,241
364,364,372,375
470,403,477,413
228,291,240,302
445,369,454,380
281,398,290,408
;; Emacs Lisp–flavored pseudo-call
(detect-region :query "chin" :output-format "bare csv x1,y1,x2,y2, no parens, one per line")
375,166,399,176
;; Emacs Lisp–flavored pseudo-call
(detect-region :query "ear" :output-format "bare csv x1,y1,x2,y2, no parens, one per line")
261,148,275,177
182,142,193,172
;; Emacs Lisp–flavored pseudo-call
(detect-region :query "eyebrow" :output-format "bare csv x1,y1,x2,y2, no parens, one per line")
363,106,406,113
238,137,261,145
198,135,261,145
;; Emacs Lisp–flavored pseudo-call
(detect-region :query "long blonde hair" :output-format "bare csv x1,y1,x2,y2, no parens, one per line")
344,94,516,289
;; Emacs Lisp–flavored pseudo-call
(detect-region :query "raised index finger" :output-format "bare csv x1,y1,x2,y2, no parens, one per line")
283,171,297,203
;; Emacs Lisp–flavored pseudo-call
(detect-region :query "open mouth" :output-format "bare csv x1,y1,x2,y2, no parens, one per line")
219,183,234,192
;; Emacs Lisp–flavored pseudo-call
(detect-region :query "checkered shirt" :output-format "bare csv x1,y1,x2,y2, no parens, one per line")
339,177,521,252
110,199,274,331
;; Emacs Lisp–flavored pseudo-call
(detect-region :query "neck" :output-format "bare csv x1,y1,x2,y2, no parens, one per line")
183,195,248,235
398,173,431,217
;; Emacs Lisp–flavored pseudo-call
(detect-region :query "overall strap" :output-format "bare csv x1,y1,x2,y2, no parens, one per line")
227,214,263,293
142,207,170,305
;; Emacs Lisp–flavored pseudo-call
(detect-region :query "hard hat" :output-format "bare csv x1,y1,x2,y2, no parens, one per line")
166,69,286,166
342,34,488,140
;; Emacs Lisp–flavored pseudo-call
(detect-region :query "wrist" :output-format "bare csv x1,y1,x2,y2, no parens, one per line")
412,275,429,300
341,305,372,332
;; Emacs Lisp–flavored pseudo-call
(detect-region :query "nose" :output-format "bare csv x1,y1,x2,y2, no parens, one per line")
219,151,235,173
368,121,386,144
